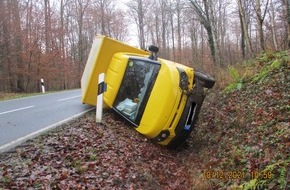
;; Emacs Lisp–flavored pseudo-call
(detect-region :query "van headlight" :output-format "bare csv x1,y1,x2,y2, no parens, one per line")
177,68,189,90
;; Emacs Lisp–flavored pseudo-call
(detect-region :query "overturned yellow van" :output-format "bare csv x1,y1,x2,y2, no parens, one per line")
81,36,215,148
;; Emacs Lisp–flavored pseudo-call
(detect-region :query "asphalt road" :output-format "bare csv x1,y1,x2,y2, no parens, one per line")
0,89,94,152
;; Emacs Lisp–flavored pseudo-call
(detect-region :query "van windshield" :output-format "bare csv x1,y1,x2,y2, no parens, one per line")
113,58,160,126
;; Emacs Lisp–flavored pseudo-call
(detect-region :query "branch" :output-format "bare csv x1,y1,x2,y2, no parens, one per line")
262,0,270,21
189,0,209,27
252,0,269,22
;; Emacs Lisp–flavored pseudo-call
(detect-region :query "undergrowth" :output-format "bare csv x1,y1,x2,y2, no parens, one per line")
194,50,290,189
223,50,289,93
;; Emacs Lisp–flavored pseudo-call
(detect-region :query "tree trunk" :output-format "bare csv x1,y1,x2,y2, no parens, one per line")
155,13,160,48
201,25,204,64
189,21,198,66
160,0,168,58
209,0,221,66
12,0,25,92
269,0,278,50
239,11,246,59
237,0,253,57
44,0,51,53
126,0,149,49
154,14,160,47
255,0,264,51
76,0,90,87
60,0,67,89
286,0,290,49
190,0,217,65
177,0,182,63
254,0,269,51
138,0,145,49
203,0,216,64
170,10,176,61
2,1,15,92
100,0,106,35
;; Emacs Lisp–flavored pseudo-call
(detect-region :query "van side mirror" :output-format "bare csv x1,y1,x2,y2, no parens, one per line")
148,45,159,60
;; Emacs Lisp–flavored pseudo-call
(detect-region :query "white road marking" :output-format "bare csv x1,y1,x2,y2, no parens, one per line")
0,106,35,115
57,95,81,102
0,107,95,153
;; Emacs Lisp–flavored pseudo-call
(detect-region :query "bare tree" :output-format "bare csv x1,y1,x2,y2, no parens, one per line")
150,2,161,49
160,0,169,57
208,0,222,65
94,0,113,35
286,0,290,49
12,0,24,92
127,0,151,49
187,13,200,66
70,0,91,86
109,10,129,41
44,0,52,53
59,0,69,89
268,0,278,50
169,0,176,61
0,0,14,91
237,0,253,58
176,0,184,62
189,0,218,65
252,0,269,51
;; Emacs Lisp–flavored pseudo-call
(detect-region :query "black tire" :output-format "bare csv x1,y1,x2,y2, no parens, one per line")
194,70,215,89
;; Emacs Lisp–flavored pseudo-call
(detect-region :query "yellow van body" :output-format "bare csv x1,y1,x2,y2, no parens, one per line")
104,53,195,146
81,35,213,148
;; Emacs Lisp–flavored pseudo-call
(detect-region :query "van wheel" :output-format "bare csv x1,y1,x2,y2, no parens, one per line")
194,70,215,89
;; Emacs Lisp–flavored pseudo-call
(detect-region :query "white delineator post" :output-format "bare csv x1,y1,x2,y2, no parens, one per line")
41,78,45,93
96,73,106,123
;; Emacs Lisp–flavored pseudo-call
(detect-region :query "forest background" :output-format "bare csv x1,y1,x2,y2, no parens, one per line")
0,0,289,93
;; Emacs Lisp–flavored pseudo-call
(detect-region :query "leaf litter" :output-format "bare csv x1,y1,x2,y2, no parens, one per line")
0,111,194,190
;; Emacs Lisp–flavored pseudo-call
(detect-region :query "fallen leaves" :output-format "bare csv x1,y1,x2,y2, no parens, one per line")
0,111,192,189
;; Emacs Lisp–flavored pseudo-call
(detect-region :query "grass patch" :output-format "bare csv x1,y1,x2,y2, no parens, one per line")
0,89,79,101
0,92,43,101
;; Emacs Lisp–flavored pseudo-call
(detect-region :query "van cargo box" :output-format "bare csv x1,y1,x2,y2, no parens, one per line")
81,35,149,106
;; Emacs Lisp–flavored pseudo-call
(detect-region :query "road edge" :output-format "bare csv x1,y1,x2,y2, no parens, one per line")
0,107,95,154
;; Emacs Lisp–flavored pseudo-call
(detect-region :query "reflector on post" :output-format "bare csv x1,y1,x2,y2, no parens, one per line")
41,78,45,93
96,73,106,123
